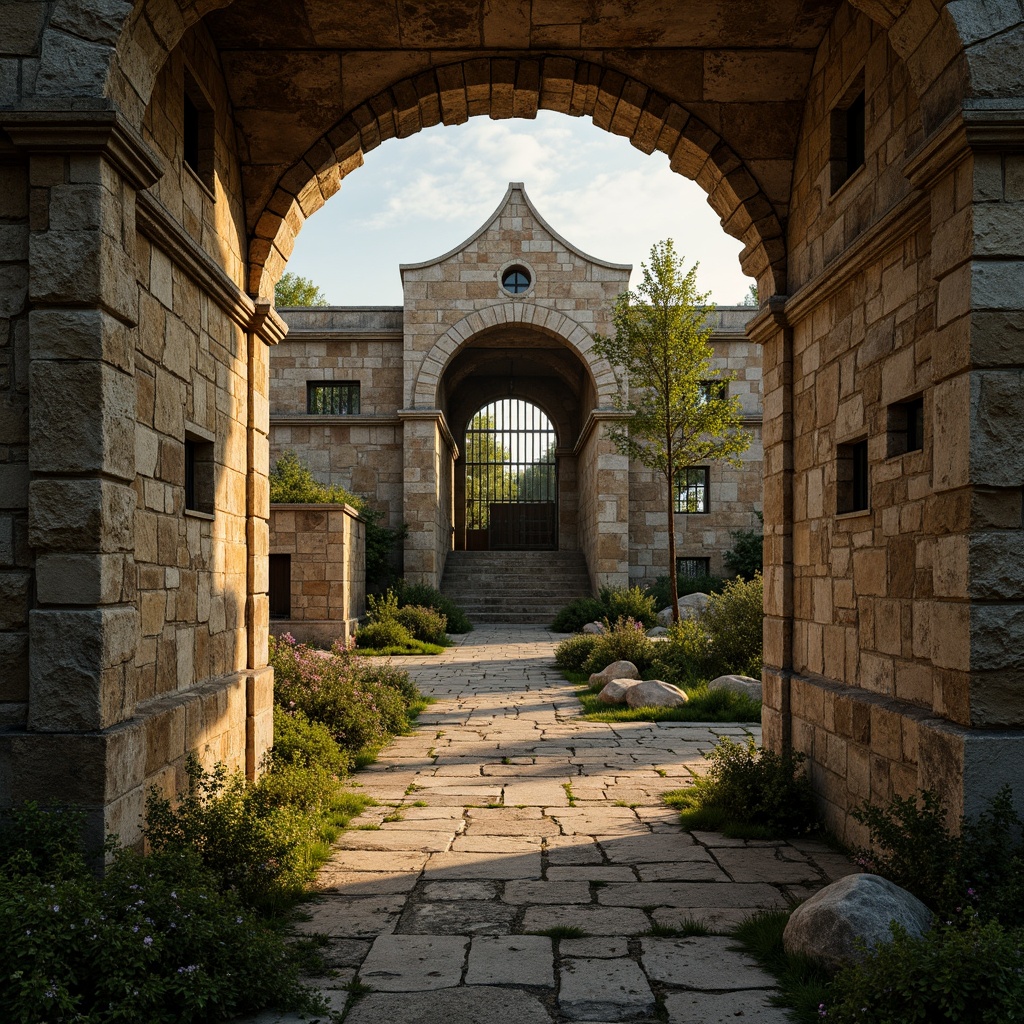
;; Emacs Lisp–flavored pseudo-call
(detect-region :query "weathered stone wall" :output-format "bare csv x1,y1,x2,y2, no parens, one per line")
269,503,365,645
628,309,763,587
269,307,405,535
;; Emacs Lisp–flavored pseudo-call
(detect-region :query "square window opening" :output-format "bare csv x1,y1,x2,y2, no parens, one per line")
308,381,360,415
677,557,711,579
675,467,709,514
269,554,291,619
185,434,215,515
830,76,866,194
698,380,728,403
887,397,925,457
837,438,869,514
184,70,215,192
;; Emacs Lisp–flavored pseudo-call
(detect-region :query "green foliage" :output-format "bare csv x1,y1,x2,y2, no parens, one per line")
271,704,350,777
269,451,362,506
274,271,328,307
355,618,416,650
822,916,1024,1024
576,683,761,724
270,633,420,754
144,755,323,912
581,616,657,676
669,736,818,838
554,633,600,671
851,786,1024,928
551,586,656,632
395,605,449,645
645,573,726,610
592,239,753,618
363,510,404,587
723,521,764,580
394,579,473,634
550,596,607,632
0,805,315,1023
652,574,763,686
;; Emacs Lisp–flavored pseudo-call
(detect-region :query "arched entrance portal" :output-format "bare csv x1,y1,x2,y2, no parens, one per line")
464,400,558,551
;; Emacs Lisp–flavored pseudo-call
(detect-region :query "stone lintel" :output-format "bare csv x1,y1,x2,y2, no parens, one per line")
398,409,460,459
571,409,632,458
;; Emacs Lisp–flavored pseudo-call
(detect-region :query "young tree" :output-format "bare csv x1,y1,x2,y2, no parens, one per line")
274,271,329,307
593,240,753,622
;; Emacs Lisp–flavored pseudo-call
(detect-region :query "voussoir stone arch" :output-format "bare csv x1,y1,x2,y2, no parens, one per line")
411,302,620,411
248,56,790,301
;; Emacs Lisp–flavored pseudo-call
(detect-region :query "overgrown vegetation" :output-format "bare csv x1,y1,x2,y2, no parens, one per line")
269,451,403,586
574,678,761,724
664,736,817,838
550,586,656,632
722,513,764,580
394,579,473,634
580,616,658,675
644,572,727,610
353,589,451,655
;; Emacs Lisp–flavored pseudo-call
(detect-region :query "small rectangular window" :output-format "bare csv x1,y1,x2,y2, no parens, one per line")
837,439,869,514
675,467,709,514
887,397,925,457
677,557,711,579
183,70,215,192
698,380,728,403
269,554,291,619
308,381,360,415
184,433,215,515
830,77,866,194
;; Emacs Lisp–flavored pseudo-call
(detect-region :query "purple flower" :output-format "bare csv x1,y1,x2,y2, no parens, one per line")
143,936,153,947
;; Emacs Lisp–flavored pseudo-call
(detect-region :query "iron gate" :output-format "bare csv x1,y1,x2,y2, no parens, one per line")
464,399,557,550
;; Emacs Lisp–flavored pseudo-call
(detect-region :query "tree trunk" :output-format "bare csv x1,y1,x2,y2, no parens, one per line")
666,467,679,622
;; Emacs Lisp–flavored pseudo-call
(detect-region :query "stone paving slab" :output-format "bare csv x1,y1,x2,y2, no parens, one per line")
233,626,854,1024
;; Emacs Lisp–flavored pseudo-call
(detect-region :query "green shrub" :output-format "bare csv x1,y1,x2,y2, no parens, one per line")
600,586,657,627
554,633,601,672
551,596,606,633
270,633,419,753
269,451,361,507
0,804,314,1023
396,604,449,644
272,705,350,777
394,580,473,633
650,616,712,689
723,522,763,579
699,572,763,678
355,618,416,650
645,573,726,610
668,736,817,838
822,916,1024,1023
581,617,657,676
852,786,1024,928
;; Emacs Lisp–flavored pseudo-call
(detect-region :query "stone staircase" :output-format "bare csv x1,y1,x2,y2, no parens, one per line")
440,550,593,624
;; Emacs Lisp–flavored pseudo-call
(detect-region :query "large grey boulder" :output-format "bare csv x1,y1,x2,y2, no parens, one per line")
646,626,669,637
597,679,637,704
624,679,688,708
783,873,932,969
588,660,640,687
708,674,762,701
656,592,710,626
582,621,604,634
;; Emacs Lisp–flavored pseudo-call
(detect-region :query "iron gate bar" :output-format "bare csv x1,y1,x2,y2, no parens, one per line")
464,399,558,550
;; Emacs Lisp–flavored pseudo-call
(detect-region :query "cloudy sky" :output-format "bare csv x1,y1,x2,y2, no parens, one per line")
286,110,754,307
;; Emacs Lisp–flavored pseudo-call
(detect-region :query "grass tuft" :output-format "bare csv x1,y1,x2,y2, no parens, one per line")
530,925,589,940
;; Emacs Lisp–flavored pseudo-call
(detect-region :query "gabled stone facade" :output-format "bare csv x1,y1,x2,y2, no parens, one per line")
269,184,763,600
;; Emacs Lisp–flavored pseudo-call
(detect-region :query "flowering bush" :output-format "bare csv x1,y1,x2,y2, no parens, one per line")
270,633,420,753
0,805,315,1023
581,616,657,676
554,633,600,672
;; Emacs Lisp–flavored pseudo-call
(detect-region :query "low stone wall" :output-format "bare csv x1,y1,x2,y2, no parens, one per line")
269,504,366,646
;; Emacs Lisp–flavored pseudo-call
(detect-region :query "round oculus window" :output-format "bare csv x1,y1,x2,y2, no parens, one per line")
501,265,531,294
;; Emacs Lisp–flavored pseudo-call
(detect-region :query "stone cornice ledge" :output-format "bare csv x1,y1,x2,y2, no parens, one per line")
137,192,286,346
270,414,402,426
573,408,632,457
398,409,460,459
2,109,163,190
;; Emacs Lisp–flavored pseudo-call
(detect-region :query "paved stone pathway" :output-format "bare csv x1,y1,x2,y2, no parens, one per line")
243,625,855,1023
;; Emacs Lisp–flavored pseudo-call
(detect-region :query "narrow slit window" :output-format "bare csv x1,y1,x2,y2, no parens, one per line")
184,434,215,515
830,77,866,194
675,467,709,514
887,397,925,457
183,70,215,192
269,554,291,619
837,439,869,514
308,381,360,415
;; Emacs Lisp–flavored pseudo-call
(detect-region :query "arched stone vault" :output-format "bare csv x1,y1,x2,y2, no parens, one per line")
411,302,617,411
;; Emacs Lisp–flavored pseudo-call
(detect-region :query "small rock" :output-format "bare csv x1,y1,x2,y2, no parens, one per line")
588,660,640,687
597,679,637,704
646,626,669,637
582,621,604,634
624,680,688,708
783,873,932,969
656,593,709,626
708,674,762,701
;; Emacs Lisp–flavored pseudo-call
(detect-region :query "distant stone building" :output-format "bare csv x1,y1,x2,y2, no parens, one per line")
269,184,762,607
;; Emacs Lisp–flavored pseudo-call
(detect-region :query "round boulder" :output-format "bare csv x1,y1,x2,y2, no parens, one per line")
783,873,932,970
582,621,605,635
646,626,669,637
708,674,762,701
624,679,688,708
588,660,640,687
597,679,638,704
656,593,710,626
